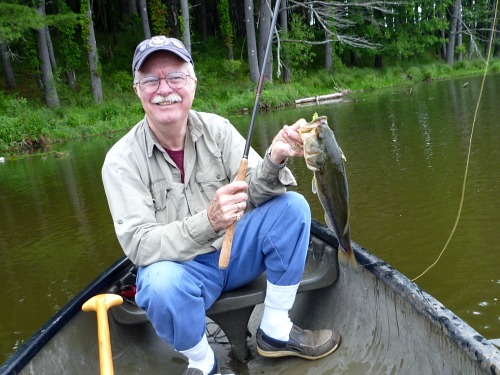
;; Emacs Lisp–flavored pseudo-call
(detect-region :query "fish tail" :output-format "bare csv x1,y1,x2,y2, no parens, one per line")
338,245,358,271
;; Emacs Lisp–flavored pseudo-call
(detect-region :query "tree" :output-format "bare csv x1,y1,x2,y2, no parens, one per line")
219,0,234,59
446,0,461,64
180,0,191,53
83,0,103,103
36,0,60,108
0,2,44,89
45,26,57,72
0,39,16,88
56,1,81,90
485,0,499,58
128,0,138,14
244,0,259,82
258,0,273,82
138,0,151,39
280,0,291,81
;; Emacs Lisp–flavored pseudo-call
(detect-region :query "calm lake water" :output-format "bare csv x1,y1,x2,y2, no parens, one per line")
0,74,499,364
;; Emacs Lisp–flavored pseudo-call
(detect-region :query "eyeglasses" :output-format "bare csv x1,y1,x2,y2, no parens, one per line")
135,72,193,93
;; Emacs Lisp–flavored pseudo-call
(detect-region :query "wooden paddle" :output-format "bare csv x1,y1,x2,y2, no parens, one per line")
82,294,123,375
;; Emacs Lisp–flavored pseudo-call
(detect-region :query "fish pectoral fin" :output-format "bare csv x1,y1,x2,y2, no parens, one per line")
340,147,347,162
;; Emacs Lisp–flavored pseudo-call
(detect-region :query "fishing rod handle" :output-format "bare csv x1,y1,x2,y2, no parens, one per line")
219,158,248,269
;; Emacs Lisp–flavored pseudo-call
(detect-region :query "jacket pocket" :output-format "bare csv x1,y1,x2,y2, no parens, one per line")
195,160,228,200
150,179,170,213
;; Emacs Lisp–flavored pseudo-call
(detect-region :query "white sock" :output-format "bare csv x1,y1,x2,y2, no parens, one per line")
178,335,215,375
259,281,299,341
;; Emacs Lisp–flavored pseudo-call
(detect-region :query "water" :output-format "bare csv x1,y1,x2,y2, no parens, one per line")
1,74,499,364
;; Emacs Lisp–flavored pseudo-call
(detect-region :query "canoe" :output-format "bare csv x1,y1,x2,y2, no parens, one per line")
1,220,499,375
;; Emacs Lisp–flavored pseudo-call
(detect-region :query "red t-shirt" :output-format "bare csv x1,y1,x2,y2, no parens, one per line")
165,148,185,183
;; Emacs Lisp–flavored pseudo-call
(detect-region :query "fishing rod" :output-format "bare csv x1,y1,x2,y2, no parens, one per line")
219,0,282,269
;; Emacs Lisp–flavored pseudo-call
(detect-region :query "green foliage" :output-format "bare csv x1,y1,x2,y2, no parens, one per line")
218,0,233,52
55,0,81,72
79,0,90,51
489,60,500,73
282,14,316,76
148,0,170,36
0,3,45,42
222,59,242,76
110,71,134,93
21,32,40,74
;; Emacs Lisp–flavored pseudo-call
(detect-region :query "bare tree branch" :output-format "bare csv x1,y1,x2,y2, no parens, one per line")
285,0,404,51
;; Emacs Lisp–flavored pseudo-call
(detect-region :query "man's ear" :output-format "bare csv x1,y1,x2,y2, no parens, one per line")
134,85,141,99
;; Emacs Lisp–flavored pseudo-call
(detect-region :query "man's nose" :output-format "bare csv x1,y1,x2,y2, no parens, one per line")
157,77,172,92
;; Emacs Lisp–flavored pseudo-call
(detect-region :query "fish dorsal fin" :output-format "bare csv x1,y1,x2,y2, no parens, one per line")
312,175,318,194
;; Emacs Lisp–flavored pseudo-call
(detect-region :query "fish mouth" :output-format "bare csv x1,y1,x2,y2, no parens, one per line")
299,127,322,171
298,122,319,135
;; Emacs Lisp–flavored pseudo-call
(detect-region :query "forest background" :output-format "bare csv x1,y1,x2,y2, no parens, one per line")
0,0,498,154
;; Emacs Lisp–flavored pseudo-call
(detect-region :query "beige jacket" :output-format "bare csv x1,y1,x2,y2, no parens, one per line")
102,110,297,266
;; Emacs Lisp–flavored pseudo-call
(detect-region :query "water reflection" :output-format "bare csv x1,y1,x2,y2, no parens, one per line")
1,74,499,364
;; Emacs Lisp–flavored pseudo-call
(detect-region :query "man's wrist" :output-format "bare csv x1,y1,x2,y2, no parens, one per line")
266,147,287,169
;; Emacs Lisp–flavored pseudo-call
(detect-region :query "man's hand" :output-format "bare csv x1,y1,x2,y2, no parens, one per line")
268,118,307,164
208,180,248,232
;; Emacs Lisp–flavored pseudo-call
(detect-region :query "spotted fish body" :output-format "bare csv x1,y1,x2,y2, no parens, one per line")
299,116,357,269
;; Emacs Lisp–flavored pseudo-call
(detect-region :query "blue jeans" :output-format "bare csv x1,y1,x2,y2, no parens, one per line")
135,192,311,351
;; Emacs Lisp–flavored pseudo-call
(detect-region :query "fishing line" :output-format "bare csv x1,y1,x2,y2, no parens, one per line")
412,4,498,282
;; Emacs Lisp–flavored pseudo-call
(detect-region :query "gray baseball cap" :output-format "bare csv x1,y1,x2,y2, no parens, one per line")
132,36,193,73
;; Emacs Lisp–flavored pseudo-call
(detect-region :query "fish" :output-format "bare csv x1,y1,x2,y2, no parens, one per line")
299,115,358,269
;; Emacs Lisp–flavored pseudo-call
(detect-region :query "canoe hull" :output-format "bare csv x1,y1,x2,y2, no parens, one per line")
2,221,499,375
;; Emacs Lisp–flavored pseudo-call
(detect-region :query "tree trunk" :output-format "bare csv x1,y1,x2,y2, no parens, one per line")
1,39,16,88
457,8,463,61
198,0,208,40
180,0,191,53
139,0,151,39
45,26,57,72
325,30,333,71
244,0,259,82
86,1,103,103
441,29,447,59
485,0,498,58
66,70,76,89
280,0,291,82
128,0,138,14
36,1,60,108
446,0,461,65
258,0,272,82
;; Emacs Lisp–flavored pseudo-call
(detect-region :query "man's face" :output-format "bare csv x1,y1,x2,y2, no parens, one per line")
134,52,197,130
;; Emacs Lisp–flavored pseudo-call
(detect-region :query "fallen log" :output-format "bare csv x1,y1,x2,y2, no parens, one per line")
294,91,349,107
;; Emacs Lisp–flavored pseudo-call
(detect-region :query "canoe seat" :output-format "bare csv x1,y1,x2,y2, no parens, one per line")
109,235,338,361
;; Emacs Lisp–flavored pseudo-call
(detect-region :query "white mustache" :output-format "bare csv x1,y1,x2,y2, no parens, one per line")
152,94,182,105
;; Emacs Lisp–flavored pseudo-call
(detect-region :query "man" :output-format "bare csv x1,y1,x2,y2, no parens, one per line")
102,35,341,375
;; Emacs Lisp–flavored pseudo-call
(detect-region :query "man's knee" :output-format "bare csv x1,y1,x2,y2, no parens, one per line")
136,262,186,309
284,191,311,217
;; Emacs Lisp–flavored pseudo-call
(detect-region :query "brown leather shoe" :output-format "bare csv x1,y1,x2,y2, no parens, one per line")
256,325,341,360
